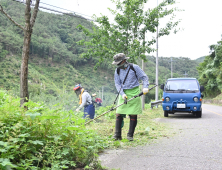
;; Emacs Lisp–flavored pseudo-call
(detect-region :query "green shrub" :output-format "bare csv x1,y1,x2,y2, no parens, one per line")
0,90,105,169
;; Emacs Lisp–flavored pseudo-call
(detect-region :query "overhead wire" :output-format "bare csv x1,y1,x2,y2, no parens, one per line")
40,1,92,19
11,0,95,22
0,0,87,57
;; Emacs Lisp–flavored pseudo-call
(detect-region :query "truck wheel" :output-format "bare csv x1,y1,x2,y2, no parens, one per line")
164,111,168,117
196,110,202,118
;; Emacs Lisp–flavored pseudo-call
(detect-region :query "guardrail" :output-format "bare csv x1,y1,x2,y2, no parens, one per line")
151,100,163,109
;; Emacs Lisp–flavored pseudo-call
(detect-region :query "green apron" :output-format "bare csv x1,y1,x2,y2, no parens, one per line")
116,86,142,115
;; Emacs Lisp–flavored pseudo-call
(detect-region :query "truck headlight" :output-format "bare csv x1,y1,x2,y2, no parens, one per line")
165,97,170,102
193,97,198,102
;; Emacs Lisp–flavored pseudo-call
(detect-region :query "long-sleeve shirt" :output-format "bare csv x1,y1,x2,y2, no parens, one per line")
78,90,92,109
114,64,149,96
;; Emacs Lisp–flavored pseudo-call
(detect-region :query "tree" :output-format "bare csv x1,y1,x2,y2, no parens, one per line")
197,41,222,97
0,0,40,106
77,0,181,67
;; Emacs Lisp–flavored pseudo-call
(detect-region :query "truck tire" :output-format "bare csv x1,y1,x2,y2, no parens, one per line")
196,110,202,118
164,111,168,117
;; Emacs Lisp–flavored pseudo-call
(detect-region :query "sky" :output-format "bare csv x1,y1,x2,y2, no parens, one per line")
39,0,222,60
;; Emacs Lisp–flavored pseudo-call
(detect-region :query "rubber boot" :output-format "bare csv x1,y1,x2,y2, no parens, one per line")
127,115,137,141
113,115,123,140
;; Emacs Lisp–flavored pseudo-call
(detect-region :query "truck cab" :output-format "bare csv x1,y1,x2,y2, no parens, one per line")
160,78,204,118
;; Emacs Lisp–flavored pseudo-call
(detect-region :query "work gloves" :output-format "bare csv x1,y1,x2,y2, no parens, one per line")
122,94,127,100
75,108,80,112
122,88,149,100
143,88,149,94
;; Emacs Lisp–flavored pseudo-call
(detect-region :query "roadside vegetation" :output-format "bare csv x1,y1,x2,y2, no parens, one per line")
1,0,222,169
0,90,168,169
197,41,222,98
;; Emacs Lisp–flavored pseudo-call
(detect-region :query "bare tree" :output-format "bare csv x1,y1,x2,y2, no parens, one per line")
0,0,40,107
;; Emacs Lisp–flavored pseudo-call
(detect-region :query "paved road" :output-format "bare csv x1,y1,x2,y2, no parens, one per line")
99,104,222,170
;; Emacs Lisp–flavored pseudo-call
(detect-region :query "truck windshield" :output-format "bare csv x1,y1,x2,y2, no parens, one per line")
165,80,199,92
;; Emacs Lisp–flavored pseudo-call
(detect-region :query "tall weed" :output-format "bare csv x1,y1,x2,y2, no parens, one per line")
0,90,105,169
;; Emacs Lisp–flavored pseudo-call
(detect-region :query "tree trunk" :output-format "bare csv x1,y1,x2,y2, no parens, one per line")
20,0,40,107
0,0,40,107
20,0,32,107
20,31,32,106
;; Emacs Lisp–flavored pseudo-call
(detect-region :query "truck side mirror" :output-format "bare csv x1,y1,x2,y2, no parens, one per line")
160,84,164,90
201,93,204,98
200,86,204,92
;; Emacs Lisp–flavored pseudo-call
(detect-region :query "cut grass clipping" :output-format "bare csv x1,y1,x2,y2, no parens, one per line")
86,103,170,148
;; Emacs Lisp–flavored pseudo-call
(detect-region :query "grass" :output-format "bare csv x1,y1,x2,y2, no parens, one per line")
87,104,171,149
203,93,222,106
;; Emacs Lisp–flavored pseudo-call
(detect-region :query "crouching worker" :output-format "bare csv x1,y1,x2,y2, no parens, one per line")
73,84,95,119
112,53,149,141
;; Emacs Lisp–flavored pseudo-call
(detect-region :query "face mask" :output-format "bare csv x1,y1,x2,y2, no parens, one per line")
75,89,81,96
118,61,129,69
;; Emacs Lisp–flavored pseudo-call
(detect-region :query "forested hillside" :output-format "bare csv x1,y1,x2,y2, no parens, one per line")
0,0,117,107
147,56,200,81
0,0,202,108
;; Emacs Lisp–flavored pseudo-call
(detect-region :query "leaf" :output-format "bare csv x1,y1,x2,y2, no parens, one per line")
0,158,17,168
39,116,60,120
18,133,30,138
61,148,69,155
25,112,41,120
66,126,80,131
28,140,44,145
0,149,7,152
0,141,8,146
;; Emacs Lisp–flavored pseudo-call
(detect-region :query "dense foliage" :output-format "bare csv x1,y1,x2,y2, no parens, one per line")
0,90,106,169
77,0,180,66
0,0,92,65
197,41,222,97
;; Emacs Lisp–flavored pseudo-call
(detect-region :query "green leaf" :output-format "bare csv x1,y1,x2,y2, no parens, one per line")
25,112,41,120
18,133,30,138
66,126,80,130
28,140,44,145
0,141,8,146
39,116,60,120
0,158,17,168
0,149,7,152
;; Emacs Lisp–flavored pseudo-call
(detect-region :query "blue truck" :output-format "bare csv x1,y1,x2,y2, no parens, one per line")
160,78,204,118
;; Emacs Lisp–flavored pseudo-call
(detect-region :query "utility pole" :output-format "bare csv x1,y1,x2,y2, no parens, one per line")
171,57,173,78
142,59,145,110
142,31,145,110
183,71,188,77
155,0,159,102
102,86,104,102
169,57,175,78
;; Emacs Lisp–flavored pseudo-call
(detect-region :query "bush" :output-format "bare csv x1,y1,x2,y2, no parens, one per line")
0,90,105,169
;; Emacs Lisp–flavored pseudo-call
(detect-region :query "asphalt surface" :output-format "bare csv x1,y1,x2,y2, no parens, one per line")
99,104,222,170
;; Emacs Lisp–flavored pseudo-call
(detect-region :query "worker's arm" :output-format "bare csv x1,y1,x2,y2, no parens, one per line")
133,64,149,88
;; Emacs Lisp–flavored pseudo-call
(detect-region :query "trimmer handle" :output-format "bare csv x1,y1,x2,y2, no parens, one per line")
124,98,127,104
138,84,158,97
138,92,144,97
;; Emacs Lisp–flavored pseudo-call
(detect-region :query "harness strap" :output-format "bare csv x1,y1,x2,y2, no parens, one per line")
117,63,138,80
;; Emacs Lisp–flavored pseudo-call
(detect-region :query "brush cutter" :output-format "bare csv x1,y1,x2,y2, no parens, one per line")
85,84,158,125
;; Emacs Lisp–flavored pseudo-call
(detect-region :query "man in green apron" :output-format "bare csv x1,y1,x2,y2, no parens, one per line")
112,53,149,141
